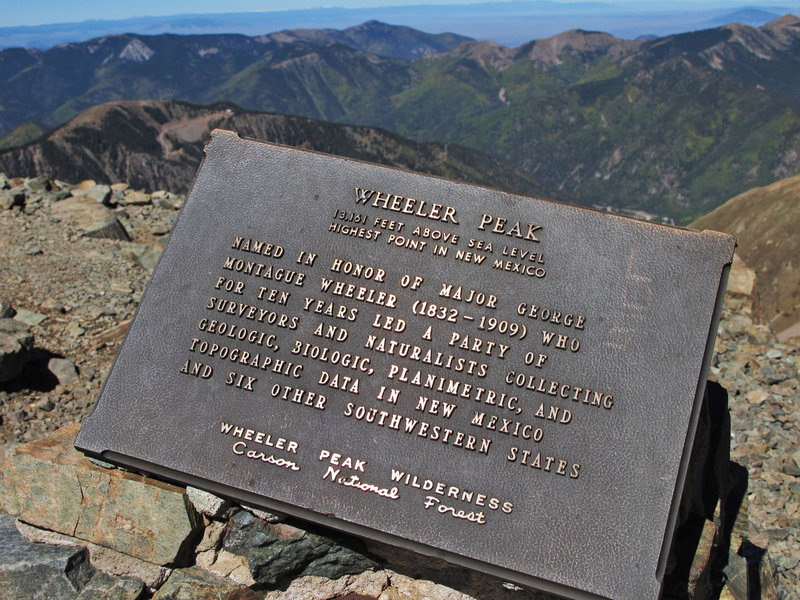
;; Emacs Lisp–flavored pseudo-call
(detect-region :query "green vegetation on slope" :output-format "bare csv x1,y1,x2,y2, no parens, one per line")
0,122,47,150
2,19,800,219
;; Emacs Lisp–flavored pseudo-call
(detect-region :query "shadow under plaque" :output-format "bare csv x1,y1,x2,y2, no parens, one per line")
76,129,736,600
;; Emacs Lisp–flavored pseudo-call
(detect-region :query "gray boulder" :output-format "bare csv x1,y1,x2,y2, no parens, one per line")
0,514,95,599
223,510,376,586
0,318,34,382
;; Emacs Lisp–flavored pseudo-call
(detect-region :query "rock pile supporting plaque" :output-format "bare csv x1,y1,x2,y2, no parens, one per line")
0,422,779,599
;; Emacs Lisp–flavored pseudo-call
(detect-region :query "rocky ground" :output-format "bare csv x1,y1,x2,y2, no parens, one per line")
0,174,180,451
1,174,798,599
712,273,800,597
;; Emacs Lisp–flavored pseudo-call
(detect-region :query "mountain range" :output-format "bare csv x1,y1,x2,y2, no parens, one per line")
0,3,792,49
0,99,542,198
2,18,800,220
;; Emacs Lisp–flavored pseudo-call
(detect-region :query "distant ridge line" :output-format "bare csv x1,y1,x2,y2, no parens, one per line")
0,3,788,49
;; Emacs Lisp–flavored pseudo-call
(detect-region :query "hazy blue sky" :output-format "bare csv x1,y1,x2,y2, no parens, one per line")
8,1,485,26
6,0,796,27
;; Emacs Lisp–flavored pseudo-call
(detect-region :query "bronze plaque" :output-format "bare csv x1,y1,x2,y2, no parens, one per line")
76,130,735,600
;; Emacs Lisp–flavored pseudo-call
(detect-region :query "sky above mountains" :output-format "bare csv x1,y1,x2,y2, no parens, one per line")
3,1,799,48
6,1,798,25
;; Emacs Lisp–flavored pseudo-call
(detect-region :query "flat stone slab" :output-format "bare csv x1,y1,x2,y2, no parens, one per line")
1,424,200,565
50,195,129,240
76,130,736,600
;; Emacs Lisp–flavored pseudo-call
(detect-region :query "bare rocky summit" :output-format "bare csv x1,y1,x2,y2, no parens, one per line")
693,173,800,341
0,99,544,199
0,173,798,599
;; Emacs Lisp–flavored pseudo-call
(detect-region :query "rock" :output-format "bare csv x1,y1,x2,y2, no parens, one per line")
0,318,34,382
196,548,254,586
687,519,717,600
41,298,67,314
0,187,26,210
75,570,145,599
1,441,21,464
24,175,53,194
91,319,130,345
124,243,162,272
48,357,80,386
240,503,284,523
778,453,800,477
151,221,173,235
73,183,112,206
84,217,130,240
745,325,771,344
195,520,254,585
50,196,130,241
87,456,117,470
37,397,56,411
746,389,768,405
13,308,47,326
22,195,43,215
16,520,171,589
0,298,15,318
186,486,231,519
264,571,390,600
727,255,757,297
364,540,545,600
223,510,376,586
153,191,184,210
151,566,249,600
790,449,800,472
379,572,474,600
0,424,202,565
0,513,96,598
48,188,73,202
196,521,226,555
110,280,133,293
64,321,85,339
121,190,152,206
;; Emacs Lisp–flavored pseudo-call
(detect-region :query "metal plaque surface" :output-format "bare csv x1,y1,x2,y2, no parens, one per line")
76,130,735,600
